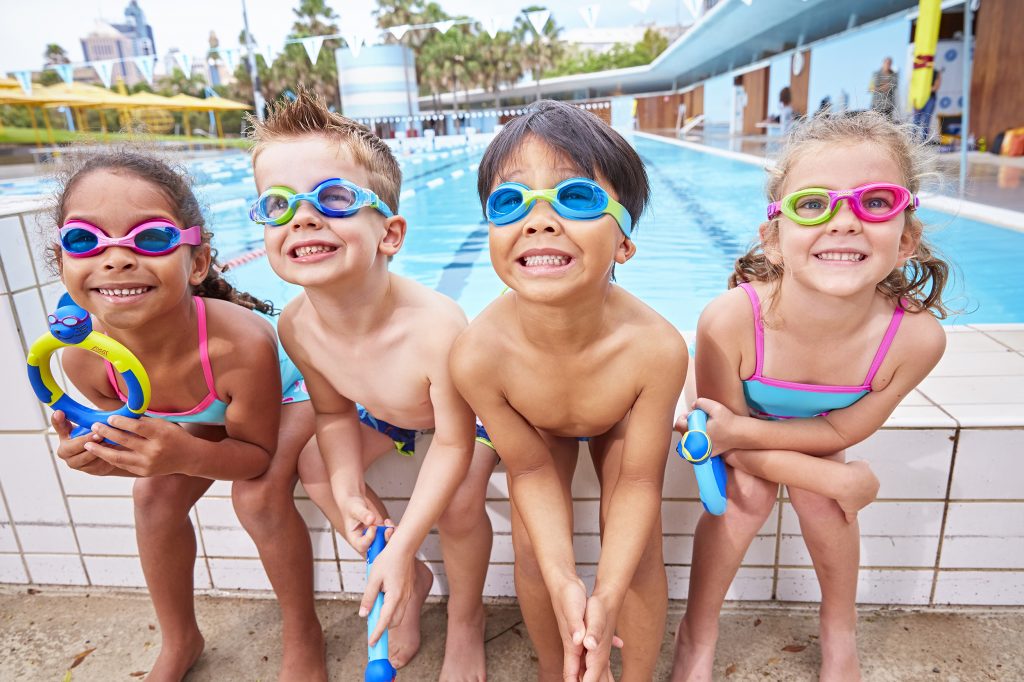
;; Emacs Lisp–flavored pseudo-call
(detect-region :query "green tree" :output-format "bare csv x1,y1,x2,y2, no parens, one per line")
267,0,341,107
473,28,524,110
513,6,564,101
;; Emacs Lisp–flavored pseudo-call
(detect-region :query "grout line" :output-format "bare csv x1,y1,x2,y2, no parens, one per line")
930,427,961,605
770,492,784,600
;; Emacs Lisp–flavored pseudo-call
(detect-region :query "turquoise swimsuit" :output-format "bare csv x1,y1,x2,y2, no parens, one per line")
737,282,904,420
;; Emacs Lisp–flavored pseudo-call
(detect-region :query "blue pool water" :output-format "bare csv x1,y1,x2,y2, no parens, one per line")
8,136,1023,328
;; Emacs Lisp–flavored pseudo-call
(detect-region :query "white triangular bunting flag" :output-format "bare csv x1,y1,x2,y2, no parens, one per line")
388,25,409,41
132,55,155,84
482,17,501,39
525,9,551,35
173,51,193,75
300,36,324,64
344,33,365,58
630,0,651,13
53,63,74,84
261,43,277,67
220,48,237,72
579,5,600,29
435,20,456,34
93,61,114,88
13,70,32,94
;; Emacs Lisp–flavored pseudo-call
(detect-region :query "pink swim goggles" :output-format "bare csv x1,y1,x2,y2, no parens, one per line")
59,219,202,258
767,182,919,226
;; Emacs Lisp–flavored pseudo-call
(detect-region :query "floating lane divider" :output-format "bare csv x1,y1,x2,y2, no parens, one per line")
26,292,150,439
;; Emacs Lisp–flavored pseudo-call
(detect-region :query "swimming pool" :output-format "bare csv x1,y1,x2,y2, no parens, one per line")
9,135,1022,328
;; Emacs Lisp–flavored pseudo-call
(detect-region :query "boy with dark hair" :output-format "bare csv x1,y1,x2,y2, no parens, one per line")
452,100,688,681
248,89,499,679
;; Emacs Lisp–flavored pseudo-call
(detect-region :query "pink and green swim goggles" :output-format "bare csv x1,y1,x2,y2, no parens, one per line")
486,177,633,237
60,220,202,258
250,177,394,227
768,182,919,226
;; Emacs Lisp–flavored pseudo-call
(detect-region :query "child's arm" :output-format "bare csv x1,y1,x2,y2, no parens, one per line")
278,317,381,552
686,297,865,503
360,339,475,646
700,313,947,456
582,333,687,675
86,319,280,480
451,332,588,674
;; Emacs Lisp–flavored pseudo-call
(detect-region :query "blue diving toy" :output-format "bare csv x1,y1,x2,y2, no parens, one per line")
365,526,397,682
26,293,150,438
676,409,727,516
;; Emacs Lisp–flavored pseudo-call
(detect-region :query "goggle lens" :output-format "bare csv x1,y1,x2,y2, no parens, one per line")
61,227,99,254
858,187,901,217
488,187,525,217
133,227,179,253
317,183,357,212
259,192,292,222
557,182,602,211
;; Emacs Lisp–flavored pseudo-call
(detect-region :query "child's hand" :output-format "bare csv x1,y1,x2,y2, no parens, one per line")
837,460,880,523
691,398,742,454
359,532,414,646
337,496,385,554
84,415,190,477
581,593,621,682
550,575,588,681
52,411,117,476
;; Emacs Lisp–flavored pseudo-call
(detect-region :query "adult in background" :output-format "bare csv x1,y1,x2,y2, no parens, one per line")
870,57,899,120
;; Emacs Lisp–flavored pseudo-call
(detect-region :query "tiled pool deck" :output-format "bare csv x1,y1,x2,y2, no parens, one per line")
2,178,1023,609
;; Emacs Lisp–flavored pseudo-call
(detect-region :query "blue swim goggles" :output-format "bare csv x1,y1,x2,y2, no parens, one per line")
485,177,633,238
250,177,394,227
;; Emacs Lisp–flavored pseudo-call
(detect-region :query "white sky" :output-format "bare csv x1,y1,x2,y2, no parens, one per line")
2,0,692,74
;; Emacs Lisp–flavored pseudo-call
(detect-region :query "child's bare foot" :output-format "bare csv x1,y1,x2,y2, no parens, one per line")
819,626,862,681
389,559,434,668
279,621,327,681
669,618,715,682
439,602,487,681
837,461,880,523
146,631,204,682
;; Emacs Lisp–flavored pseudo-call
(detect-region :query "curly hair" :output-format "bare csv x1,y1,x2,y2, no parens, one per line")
731,110,952,318
44,147,275,315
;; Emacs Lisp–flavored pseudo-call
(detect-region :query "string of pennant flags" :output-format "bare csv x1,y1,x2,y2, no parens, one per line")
352,101,611,127
2,1,693,97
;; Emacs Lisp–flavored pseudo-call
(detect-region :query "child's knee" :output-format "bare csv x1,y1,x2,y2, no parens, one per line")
132,477,190,524
231,475,294,522
789,486,842,521
731,474,778,521
438,491,488,537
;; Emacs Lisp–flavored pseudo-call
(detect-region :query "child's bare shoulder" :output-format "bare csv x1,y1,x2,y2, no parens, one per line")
450,298,514,382
394,275,469,342
892,305,946,368
203,298,277,363
613,288,688,366
697,286,756,338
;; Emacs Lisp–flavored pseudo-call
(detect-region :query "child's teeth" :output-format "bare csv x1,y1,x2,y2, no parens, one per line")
817,252,864,262
523,255,569,266
99,287,148,296
294,245,333,257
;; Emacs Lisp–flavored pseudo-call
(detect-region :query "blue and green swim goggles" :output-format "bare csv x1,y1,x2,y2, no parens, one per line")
250,178,395,226
485,178,633,238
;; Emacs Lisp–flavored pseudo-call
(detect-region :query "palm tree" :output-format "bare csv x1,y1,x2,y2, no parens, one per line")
474,29,524,110
267,0,341,107
44,44,70,66
513,6,564,100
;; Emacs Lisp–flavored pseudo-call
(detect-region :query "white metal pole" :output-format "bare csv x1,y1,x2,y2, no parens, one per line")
959,0,974,197
242,0,266,121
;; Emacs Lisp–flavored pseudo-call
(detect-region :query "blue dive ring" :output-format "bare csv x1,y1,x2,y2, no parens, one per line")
676,409,728,516
26,294,150,438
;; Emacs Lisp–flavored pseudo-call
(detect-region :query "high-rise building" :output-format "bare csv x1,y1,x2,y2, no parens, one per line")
80,1,155,86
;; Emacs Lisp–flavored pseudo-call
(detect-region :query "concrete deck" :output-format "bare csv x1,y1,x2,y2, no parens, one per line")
2,586,1021,681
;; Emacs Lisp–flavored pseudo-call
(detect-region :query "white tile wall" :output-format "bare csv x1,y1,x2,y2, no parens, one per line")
934,570,1024,605
0,215,39,291
0,297,48,431
849,429,954,499
950,430,1024,499
24,553,88,585
0,554,28,583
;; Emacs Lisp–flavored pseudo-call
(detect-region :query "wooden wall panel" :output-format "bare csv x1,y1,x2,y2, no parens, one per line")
790,50,810,116
636,93,681,132
692,85,704,117
970,0,1024,142
742,67,769,135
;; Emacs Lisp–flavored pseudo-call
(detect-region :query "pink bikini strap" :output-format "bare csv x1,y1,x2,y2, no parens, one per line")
104,296,218,401
737,282,765,377
861,301,906,388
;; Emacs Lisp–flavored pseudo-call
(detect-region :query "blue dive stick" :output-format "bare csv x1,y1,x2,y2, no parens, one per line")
676,409,728,516
365,527,397,682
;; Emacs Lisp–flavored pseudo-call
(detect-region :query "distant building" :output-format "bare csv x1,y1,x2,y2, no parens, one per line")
562,25,686,55
79,1,155,86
